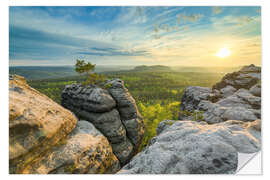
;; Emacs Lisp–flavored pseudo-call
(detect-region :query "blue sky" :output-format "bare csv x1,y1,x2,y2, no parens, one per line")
9,6,261,67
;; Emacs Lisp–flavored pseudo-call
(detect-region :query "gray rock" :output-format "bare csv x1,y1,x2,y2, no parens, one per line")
119,120,260,174
72,109,127,144
61,79,145,166
62,84,116,113
213,65,260,91
249,84,261,97
220,86,236,98
216,95,253,109
239,64,261,73
180,86,212,112
156,120,176,135
198,100,226,124
222,107,258,122
234,89,261,109
179,65,261,125
105,79,145,151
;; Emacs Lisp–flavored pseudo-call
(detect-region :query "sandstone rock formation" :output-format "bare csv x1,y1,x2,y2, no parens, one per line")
120,64,261,174
119,119,261,174
61,79,145,165
22,121,120,174
9,75,120,174
179,64,261,123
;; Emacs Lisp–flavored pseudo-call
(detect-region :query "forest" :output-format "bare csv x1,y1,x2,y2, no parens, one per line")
27,70,226,150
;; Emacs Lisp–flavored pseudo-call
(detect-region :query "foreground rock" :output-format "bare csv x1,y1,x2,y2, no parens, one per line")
9,75,77,173
179,64,261,123
22,121,120,174
61,79,145,165
9,75,120,174
119,119,261,174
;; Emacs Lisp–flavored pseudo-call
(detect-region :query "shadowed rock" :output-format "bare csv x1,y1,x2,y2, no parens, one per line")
61,79,144,165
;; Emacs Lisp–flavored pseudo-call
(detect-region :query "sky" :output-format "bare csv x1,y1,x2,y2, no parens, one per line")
9,6,261,67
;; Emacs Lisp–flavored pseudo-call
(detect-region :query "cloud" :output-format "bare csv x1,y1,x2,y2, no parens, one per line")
212,7,223,15
9,25,124,60
9,6,261,67
77,48,149,57
176,13,204,24
115,7,147,24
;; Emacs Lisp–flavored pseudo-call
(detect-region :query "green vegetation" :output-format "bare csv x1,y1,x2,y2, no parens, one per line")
27,70,224,151
75,60,105,86
132,65,171,72
138,101,180,150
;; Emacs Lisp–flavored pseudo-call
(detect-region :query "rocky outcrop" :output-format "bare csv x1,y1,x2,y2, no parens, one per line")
119,64,261,174
213,64,260,90
22,121,120,174
179,64,261,123
9,75,120,174
180,86,212,112
61,79,144,165
119,119,261,174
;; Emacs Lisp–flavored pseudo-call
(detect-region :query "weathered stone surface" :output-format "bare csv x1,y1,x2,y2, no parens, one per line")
61,79,144,165
239,64,261,73
9,75,77,173
234,89,261,109
220,85,236,98
62,84,116,113
179,64,261,124
249,83,261,97
105,79,145,151
180,86,212,112
213,64,260,90
222,107,257,122
22,121,121,174
119,120,261,174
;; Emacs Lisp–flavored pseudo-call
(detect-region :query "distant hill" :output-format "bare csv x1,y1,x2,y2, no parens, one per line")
9,66,77,80
9,65,242,80
9,65,134,80
132,65,171,72
171,66,241,74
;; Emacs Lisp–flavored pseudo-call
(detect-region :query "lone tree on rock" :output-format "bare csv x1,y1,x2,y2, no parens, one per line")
75,59,104,85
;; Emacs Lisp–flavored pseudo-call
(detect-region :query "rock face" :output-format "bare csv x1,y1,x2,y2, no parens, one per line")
119,119,261,174
61,79,145,165
120,64,261,174
179,64,261,124
22,121,120,174
9,75,120,174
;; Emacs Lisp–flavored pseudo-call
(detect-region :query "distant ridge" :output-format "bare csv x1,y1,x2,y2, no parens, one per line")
132,65,171,72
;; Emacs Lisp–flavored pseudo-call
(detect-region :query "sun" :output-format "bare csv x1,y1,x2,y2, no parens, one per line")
216,47,231,58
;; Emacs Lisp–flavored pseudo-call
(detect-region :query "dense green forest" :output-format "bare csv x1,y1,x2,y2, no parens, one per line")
28,71,224,150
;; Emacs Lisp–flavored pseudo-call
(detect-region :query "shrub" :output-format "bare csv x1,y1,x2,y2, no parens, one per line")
75,59,105,86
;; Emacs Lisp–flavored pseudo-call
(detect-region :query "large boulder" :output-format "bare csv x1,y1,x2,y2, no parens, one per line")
9,75,77,173
119,119,261,174
179,64,261,124
9,75,121,174
22,121,120,174
61,79,145,165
